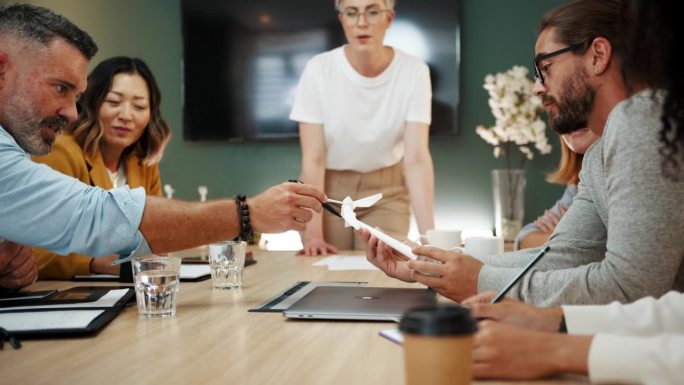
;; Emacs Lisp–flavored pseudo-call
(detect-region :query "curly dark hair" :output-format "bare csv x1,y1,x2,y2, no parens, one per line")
623,0,683,181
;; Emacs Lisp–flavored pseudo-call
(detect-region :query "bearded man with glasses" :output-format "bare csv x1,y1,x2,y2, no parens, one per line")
291,0,436,256
360,0,684,308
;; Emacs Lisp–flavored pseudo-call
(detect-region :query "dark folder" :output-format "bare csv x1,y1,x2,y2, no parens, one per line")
0,286,134,338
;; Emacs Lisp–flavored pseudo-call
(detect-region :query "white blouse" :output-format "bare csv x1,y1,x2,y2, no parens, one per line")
563,291,684,384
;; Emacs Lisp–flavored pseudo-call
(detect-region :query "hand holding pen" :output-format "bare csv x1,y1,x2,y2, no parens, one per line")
288,179,342,218
288,180,341,256
246,180,327,233
462,295,565,333
461,246,564,332
490,245,550,303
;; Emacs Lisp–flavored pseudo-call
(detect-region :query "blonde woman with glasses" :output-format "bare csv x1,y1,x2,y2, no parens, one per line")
32,57,171,278
290,0,435,255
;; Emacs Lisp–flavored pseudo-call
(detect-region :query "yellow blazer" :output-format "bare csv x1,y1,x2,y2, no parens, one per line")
31,134,161,279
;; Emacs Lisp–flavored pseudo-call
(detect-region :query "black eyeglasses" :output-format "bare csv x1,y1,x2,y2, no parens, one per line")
0,327,21,350
533,42,584,85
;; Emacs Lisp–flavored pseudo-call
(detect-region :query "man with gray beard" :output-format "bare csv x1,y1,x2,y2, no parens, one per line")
0,4,326,289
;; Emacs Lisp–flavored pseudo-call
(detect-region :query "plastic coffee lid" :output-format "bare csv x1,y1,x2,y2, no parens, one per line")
399,305,478,336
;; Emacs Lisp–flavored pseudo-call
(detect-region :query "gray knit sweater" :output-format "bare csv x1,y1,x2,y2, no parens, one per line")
478,90,684,306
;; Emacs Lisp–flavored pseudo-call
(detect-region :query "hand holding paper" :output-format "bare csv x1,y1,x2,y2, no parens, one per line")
338,195,418,261
356,227,417,283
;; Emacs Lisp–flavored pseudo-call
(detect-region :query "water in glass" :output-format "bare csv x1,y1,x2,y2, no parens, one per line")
135,270,179,318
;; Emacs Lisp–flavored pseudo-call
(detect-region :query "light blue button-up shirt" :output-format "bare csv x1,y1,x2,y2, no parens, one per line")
0,125,150,260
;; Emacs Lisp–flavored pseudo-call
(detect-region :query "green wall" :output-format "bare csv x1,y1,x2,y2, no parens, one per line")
19,0,566,233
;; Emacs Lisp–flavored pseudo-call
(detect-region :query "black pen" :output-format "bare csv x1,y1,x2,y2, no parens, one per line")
288,179,342,218
490,245,550,304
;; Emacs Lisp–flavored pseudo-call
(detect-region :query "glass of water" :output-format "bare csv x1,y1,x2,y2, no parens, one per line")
208,240,246,289
132,255,181,318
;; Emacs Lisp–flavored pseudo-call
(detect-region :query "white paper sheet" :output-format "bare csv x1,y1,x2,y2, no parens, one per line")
313,255,379,271
0,310,105,331
180,264,211,278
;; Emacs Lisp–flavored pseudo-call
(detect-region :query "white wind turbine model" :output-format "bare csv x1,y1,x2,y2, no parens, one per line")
328,193,418,261
327,193,383,210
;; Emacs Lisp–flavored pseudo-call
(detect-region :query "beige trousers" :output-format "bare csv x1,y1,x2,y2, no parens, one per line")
324,162,410,251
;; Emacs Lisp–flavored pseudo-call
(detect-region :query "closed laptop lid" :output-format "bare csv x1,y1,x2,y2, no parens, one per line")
283,286,436,321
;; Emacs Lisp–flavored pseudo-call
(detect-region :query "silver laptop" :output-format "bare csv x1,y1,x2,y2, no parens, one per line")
283,286,436,322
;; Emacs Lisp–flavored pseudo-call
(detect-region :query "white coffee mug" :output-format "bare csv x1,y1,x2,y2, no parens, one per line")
425,229,462,250
452,236,504,259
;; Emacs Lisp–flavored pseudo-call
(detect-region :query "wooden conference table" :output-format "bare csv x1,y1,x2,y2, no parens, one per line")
0,250,588,385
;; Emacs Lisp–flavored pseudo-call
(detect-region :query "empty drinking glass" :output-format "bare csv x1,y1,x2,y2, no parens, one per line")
208,240,246,289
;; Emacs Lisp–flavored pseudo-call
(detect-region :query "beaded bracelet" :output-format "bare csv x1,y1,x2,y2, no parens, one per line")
235,194,254,243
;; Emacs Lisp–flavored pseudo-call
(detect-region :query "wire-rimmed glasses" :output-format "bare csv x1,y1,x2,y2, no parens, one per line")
339,8,392,26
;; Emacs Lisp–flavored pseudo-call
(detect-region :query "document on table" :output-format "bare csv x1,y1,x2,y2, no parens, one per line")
313,255,379,271
0,287,135,335
179,264,211,279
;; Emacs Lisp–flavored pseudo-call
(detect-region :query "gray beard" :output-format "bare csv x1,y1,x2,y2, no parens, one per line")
3,93,68,155
4,94,51,155
9,125,51,155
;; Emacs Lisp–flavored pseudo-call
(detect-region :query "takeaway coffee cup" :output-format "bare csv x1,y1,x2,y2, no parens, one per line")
399,305,478,385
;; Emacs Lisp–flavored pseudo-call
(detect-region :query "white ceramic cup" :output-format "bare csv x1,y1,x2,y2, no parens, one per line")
454,236,504,259
425,229,462,250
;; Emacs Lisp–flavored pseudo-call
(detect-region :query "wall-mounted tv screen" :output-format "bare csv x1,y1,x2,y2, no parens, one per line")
181,0,460,141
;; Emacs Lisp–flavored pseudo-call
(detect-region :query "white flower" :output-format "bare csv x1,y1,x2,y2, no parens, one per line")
476,65,552,167
519,146,533,160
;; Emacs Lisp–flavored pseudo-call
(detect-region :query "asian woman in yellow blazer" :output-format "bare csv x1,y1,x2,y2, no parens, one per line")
32,57,171,279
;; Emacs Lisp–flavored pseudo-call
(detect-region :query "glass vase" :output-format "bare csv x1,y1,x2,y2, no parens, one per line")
491,169,526,242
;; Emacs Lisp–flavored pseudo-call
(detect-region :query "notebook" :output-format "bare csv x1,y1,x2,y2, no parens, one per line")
283,286,436,322
0,286,134,337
